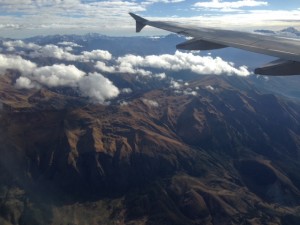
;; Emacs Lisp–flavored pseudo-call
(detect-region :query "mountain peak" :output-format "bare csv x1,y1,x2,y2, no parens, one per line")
280,27,299,34
255,27,300,38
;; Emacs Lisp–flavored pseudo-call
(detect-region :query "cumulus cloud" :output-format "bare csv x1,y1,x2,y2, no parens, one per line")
27,65,119,103
142,98,159,107
154,73,167,79
3,40,40,51
95,58,153,77
28,46,112,62
32,46,112,62
32,64,85,87
15,76,36,89
28,44,79,60
170,80,182,89
99,51,250,77
0,42,252,103
81,50,112,61
95,61,116,73
0,53,119,103
0,53,37,75
3,40,113,64
78,72,120,103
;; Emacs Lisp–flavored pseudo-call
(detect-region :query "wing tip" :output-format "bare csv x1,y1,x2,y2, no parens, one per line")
129,12,148,33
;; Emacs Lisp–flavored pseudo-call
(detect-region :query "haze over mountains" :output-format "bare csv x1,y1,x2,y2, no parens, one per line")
0,29,300,225
255,26,300,38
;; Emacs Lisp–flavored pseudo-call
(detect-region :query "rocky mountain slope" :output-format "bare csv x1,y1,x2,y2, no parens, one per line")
0,71,300,225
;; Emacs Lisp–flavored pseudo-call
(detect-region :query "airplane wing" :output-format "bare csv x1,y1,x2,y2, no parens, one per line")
129,13,300,76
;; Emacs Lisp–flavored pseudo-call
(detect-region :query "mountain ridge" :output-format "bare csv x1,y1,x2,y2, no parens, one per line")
1,72,300,224
254,26,300,37
1,30,300,224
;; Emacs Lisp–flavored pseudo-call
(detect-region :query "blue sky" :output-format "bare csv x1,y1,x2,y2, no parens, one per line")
0,0,300,38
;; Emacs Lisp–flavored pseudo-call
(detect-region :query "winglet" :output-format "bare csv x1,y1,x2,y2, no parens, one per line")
129,13,148,33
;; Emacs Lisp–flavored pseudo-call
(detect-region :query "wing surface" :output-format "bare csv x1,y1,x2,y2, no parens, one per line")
129,13,300,75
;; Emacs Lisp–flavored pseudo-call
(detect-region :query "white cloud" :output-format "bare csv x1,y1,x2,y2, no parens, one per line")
78,72,120,103
142,98,159,107
32,64,85,87
206,85,215,90
143,0,185,5
0,1,147,38
95,50,250,78
3,40,40,51
194,0,268,10
184,10,300,31
57,41,82,48
0,53,119,103
116,55,153,76
183,88,197,96
64,46,73,52
5,41,248,89
29,65,120,103
3,41,113,63
95,61,116,73
0,0,299,38
173,89,198,96
0,24,22,30
0,43,251,103
0,53,37,75
81,50,112,61
28,44,78,60
115,51,250,76
170,80,182,89
15,76,36,89
154,73,167,79
122,88,133,94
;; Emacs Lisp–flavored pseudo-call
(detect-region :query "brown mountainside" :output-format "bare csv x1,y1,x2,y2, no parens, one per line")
0,73,300,225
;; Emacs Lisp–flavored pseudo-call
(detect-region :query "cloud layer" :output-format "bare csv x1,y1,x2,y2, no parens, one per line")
0,54,36,75
0,0,300,38
3,40,112,62
194,0,268,10
0,53,119,104
0,39,252,104
95,50,250,77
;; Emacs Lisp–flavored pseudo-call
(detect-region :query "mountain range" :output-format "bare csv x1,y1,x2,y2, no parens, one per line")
255,27,300,38
0,30,300,225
